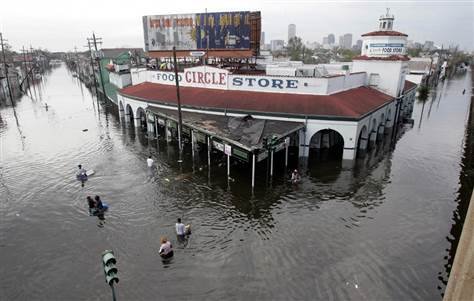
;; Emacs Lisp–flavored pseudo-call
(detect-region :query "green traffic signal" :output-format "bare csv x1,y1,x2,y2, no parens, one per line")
102,250,119,286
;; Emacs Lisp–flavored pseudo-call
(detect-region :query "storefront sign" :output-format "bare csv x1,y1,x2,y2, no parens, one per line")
213,140,224,152
224,144,232,156
231,76,298,90
183,66,228,90
368,43,405,55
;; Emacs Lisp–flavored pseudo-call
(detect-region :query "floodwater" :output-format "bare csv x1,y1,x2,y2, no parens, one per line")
0,65,472,300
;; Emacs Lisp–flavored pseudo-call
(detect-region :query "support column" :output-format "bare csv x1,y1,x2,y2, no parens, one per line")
227,154,230,177
147,116,154,134
377,124,385,141
368,131,377,149
154,118,158,138
207,136,211,167
285,142,289,167
270,150,274,176
251,153,256,188
298,129,309,157
191,130,195,162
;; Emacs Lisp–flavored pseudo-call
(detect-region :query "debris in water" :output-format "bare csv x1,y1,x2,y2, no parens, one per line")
82,129,88,132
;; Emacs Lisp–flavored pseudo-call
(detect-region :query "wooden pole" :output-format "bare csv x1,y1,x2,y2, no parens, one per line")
172,46,183,161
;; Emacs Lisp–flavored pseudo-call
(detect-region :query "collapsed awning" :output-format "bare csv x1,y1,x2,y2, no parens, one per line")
146,106,304,152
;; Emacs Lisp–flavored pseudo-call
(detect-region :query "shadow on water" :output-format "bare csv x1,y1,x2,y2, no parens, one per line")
439,71,474,297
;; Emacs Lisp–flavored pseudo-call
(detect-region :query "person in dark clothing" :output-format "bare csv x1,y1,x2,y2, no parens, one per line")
87,196,95,209
87,196,96,215
95,195,104,210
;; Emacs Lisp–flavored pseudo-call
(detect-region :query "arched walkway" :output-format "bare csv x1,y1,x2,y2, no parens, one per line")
136,107,147,130
357,125,369,158
119,101,124,112
377,113,385,142
126,104,134,124
308,129,344,163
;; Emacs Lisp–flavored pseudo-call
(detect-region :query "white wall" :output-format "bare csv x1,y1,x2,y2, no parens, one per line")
352,60,405,97
131,68,148,85
110,72,132,88
133,67,367,96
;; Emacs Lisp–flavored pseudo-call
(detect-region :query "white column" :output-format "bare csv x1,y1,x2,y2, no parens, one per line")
191,130,195,162
207,136,211,167
270,150,274,176
252,153,256,188
227,154,230,177
285,143,289,167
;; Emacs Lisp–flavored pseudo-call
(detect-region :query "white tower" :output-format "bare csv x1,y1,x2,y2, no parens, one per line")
379,8,394,31
352,9,409,98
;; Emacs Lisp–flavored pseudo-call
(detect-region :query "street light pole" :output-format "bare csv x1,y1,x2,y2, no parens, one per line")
172,46,183,162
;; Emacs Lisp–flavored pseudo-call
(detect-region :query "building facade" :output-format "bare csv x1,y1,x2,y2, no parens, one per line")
114,10,416,184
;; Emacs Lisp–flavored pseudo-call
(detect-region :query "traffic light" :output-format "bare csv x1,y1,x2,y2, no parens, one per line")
102,250,119,286
262,137,268,149
270,135,278,148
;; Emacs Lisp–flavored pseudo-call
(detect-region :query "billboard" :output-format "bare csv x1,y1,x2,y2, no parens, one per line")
143,14,196,51
143,11,252,51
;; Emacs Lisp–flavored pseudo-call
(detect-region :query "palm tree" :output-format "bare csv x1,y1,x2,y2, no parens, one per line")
417,84,430,128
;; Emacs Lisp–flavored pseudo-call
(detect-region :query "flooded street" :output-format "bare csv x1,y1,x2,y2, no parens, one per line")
0,65,472,300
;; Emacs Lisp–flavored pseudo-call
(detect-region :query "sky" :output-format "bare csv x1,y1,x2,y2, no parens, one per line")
0,0,473,52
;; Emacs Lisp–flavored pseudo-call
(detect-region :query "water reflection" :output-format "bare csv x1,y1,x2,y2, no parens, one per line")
0,65,471,300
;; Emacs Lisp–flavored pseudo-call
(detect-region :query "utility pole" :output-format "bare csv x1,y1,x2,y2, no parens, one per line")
0,32,14,105
85,40,99,97
74,46,81,79
172,46,183,162
87,33,106,101
27,47,38,98
22,46,30,90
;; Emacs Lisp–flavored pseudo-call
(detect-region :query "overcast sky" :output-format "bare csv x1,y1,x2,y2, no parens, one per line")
0,0,472,52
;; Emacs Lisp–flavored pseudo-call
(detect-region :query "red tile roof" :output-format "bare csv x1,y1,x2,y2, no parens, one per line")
119,82,393,120
403,80,417,93
361,30,408,37
353,55,410,61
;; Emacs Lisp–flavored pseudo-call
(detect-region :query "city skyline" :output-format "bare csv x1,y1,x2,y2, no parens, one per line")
0,0,472,52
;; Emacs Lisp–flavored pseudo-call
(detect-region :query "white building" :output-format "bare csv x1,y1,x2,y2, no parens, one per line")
270,40,285,52
116,10,416,187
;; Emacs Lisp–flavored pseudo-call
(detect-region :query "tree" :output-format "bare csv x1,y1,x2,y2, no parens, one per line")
287,36,305,61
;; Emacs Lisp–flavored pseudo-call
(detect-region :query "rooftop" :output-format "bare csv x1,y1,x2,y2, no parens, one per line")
361,30,408,37
353,55,410,61
119,82,394,120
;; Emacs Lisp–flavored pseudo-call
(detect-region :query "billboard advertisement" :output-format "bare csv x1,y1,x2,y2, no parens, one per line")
195,12,250,49
143,11,251,51
143,14,196,51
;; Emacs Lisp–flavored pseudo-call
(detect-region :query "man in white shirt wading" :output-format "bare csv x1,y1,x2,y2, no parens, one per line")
147,155,154,168
176,218,186,242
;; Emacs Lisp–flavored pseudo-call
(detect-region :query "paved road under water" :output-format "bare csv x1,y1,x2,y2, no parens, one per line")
0,65,472,300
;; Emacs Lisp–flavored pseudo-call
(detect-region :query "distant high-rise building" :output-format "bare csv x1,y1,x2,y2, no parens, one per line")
261,31,265,46
355,39,363,50
338,36,344,47
288,24,296,42
342,33,352,49
328,33,335,45
322,37,329,45
423,40,435,50
270,40,285,52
